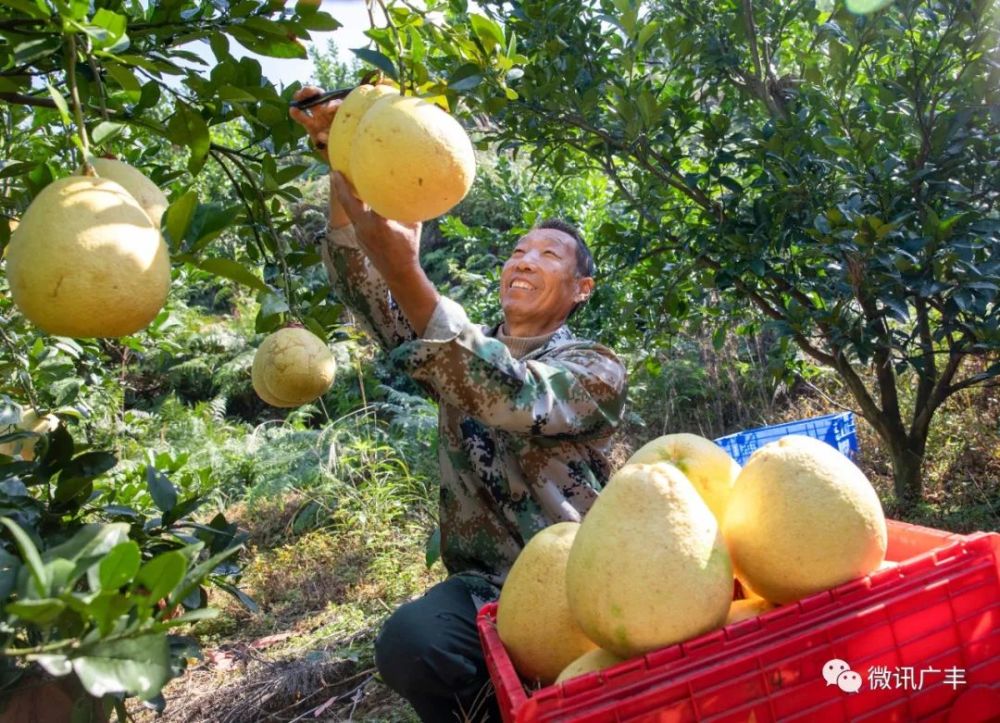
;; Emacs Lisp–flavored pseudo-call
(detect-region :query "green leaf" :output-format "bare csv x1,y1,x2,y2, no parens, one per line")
61,451,117,480
425,526,440,568
188,203,238,253
98,542,141,590
135,551,187,603
14,37,61,65
448,63,484,92
166,103,210,174
89,9,127,50
0,517,47,596
43,524,130,566
846,0,895,13
193,258,268,292
104,62,141,103
164,190,198,251
229,25,307,60
91,121,125,146
636,20,659,51
5,597,66,623
72,634,171,699
145,466,177,513
212,581,258,613
298,11,341,32
170,546,240,609
350,47,398,80
46,82,71,125
470,14,504,53
53,476,93,505
3,0,50,18
217,85,258,102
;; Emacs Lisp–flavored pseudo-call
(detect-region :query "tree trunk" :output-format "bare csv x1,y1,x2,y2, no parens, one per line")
886,431,926,506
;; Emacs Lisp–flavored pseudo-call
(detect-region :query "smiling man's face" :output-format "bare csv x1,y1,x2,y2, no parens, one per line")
499,227,594,337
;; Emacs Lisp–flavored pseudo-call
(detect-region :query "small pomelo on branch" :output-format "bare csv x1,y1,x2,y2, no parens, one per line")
251,327,336,407
328,83,398,184
5,176,171,338
350,95,476,223
87,158,169,229
0,410,59,461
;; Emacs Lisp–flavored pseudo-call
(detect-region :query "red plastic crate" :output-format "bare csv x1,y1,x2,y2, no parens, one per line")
478,520,1000,722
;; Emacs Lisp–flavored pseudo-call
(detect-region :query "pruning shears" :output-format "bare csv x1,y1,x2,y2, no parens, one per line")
288,86,355,110
288,71,386,110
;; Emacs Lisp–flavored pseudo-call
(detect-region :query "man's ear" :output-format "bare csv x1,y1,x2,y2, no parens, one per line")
576,276,595,303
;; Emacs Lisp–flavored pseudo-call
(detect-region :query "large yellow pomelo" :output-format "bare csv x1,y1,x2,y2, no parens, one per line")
251,327,336,407
328,84,398,183
497,522,597,685
625,433,741,523
5,176,170,338
0,410,59,461
722,435,887,604
88,158,168,229
566,462,733,658
350,95,476,223
554,648,625,685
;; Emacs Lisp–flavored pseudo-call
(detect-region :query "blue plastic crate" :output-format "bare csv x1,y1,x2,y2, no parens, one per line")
713,411,858,466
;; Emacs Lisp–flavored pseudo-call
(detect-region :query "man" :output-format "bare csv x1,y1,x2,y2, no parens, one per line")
291,88,627,722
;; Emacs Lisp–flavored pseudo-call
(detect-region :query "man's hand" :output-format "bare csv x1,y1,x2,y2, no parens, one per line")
331,172,421,282
332,173,439,335
289,86,340,158
289,87,351,227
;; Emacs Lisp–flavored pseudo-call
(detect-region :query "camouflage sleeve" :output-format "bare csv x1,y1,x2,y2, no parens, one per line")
389,297,627,439
318,224,417,351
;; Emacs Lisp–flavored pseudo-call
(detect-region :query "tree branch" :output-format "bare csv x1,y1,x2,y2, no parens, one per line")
0,91,57,108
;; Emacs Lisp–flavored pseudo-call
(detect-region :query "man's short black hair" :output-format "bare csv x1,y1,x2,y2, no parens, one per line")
533,218,596,279
533,218,595,318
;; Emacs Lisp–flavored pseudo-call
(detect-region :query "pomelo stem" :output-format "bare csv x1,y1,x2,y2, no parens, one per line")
66,33,94,175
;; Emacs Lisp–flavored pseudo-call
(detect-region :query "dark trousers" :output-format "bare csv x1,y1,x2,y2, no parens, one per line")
374,576,502,723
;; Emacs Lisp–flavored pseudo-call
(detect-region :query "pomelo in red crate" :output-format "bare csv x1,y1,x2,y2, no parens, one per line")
722,435,888,604
565,461,734,658
555,649,624,685
624,432,742,524
496,522,598,685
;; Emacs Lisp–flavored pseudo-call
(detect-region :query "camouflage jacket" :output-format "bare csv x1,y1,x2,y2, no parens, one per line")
320,225,628,589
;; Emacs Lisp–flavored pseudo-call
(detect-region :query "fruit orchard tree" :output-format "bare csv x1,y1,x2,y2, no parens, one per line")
0,0,516,710
393,0,1000,504
0,0,355,712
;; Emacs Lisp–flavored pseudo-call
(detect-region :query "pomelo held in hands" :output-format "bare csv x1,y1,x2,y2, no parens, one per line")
252,327,336,408
349,95,476,223
328,83,398,184
722,435,887,604
5,176,171,338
